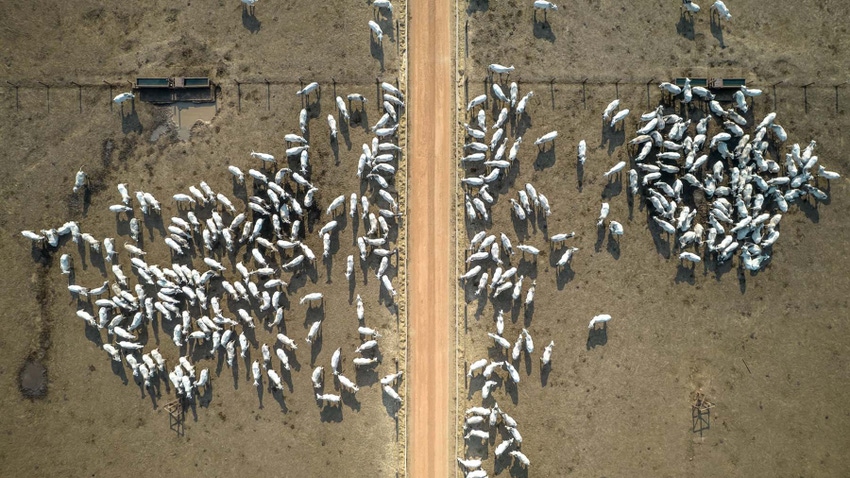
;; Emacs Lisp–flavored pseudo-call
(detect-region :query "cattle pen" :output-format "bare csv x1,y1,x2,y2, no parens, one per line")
0,0,849,477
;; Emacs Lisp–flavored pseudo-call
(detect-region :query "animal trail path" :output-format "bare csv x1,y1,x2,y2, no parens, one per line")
408,0,454,474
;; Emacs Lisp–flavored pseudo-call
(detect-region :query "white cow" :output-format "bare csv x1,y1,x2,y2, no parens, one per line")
369,20,383,43
588,314,612,329
711,0,731,20
113,92,134,104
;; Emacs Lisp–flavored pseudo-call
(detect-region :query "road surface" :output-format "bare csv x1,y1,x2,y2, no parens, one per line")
407,0,454,474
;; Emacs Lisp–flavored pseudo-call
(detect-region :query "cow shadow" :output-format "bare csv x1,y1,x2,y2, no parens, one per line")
270,387,288,413
601,124,625,155
242,6,261,33
540,362,551,387
466,0,488,14
341,389,361,412
121,102,143,134
370,37,385,72
523,302,534,326
534,147,556,170
710,13,725,48
586,324,608,349
382,390,401,417
602,176,623,198
595,225,606,252
607,234,621,260
532,17,556,42
111,358,129,385
319,403,343,422
576,160,585,191
555,261,575,290
677,11,695,40
675,262,698,285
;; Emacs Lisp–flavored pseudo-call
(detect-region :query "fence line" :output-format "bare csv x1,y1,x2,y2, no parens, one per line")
462,74,850,89
2,75,844,90
2,77,847,115
460,76,848,114
1,77,400,89
1,77,402,117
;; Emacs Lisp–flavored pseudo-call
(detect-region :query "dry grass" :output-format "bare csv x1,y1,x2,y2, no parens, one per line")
0,1,406,476
456,0,850,476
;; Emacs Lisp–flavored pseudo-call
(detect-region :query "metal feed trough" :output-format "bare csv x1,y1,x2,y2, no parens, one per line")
135,77,214,104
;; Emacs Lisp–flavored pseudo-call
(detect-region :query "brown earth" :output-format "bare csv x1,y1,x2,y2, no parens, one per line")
462,0,849,85
456,0,850,477
407,0,455,475
0,1,401,84
0,1,407,476
3,0,850,476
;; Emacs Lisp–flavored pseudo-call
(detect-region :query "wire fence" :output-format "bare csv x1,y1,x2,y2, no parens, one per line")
460,76,849,115
1,76,846,116
1,76,404,116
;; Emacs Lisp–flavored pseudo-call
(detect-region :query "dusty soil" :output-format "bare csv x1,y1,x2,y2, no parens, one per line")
457,0,850,476
463,0,849,85
407,0,455,475
0,1,401,84
0,1,406,476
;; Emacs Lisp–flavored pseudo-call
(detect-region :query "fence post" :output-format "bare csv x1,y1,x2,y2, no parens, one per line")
298,77,304,109
581,78,587,110
376,77,381,111
550,77,555,109
71,82,82,113
465,20,469,58
802,82,814,114
771,80,783,111
614,78,621,99
6,81,19,111
265,79,271,111
214,81,219,113
38,81,50,114
103,80,113,111
835,82,847,113
236,80,242,113
646,78,654,109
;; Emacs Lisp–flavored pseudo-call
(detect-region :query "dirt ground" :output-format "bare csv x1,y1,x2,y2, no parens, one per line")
0,1,402,84
4,0,850,475
407,0,454,475
463,0,849,84
457,0,850,477
0,1,406,477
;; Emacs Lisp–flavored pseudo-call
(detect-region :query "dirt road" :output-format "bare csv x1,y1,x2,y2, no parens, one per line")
407,0,454,475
